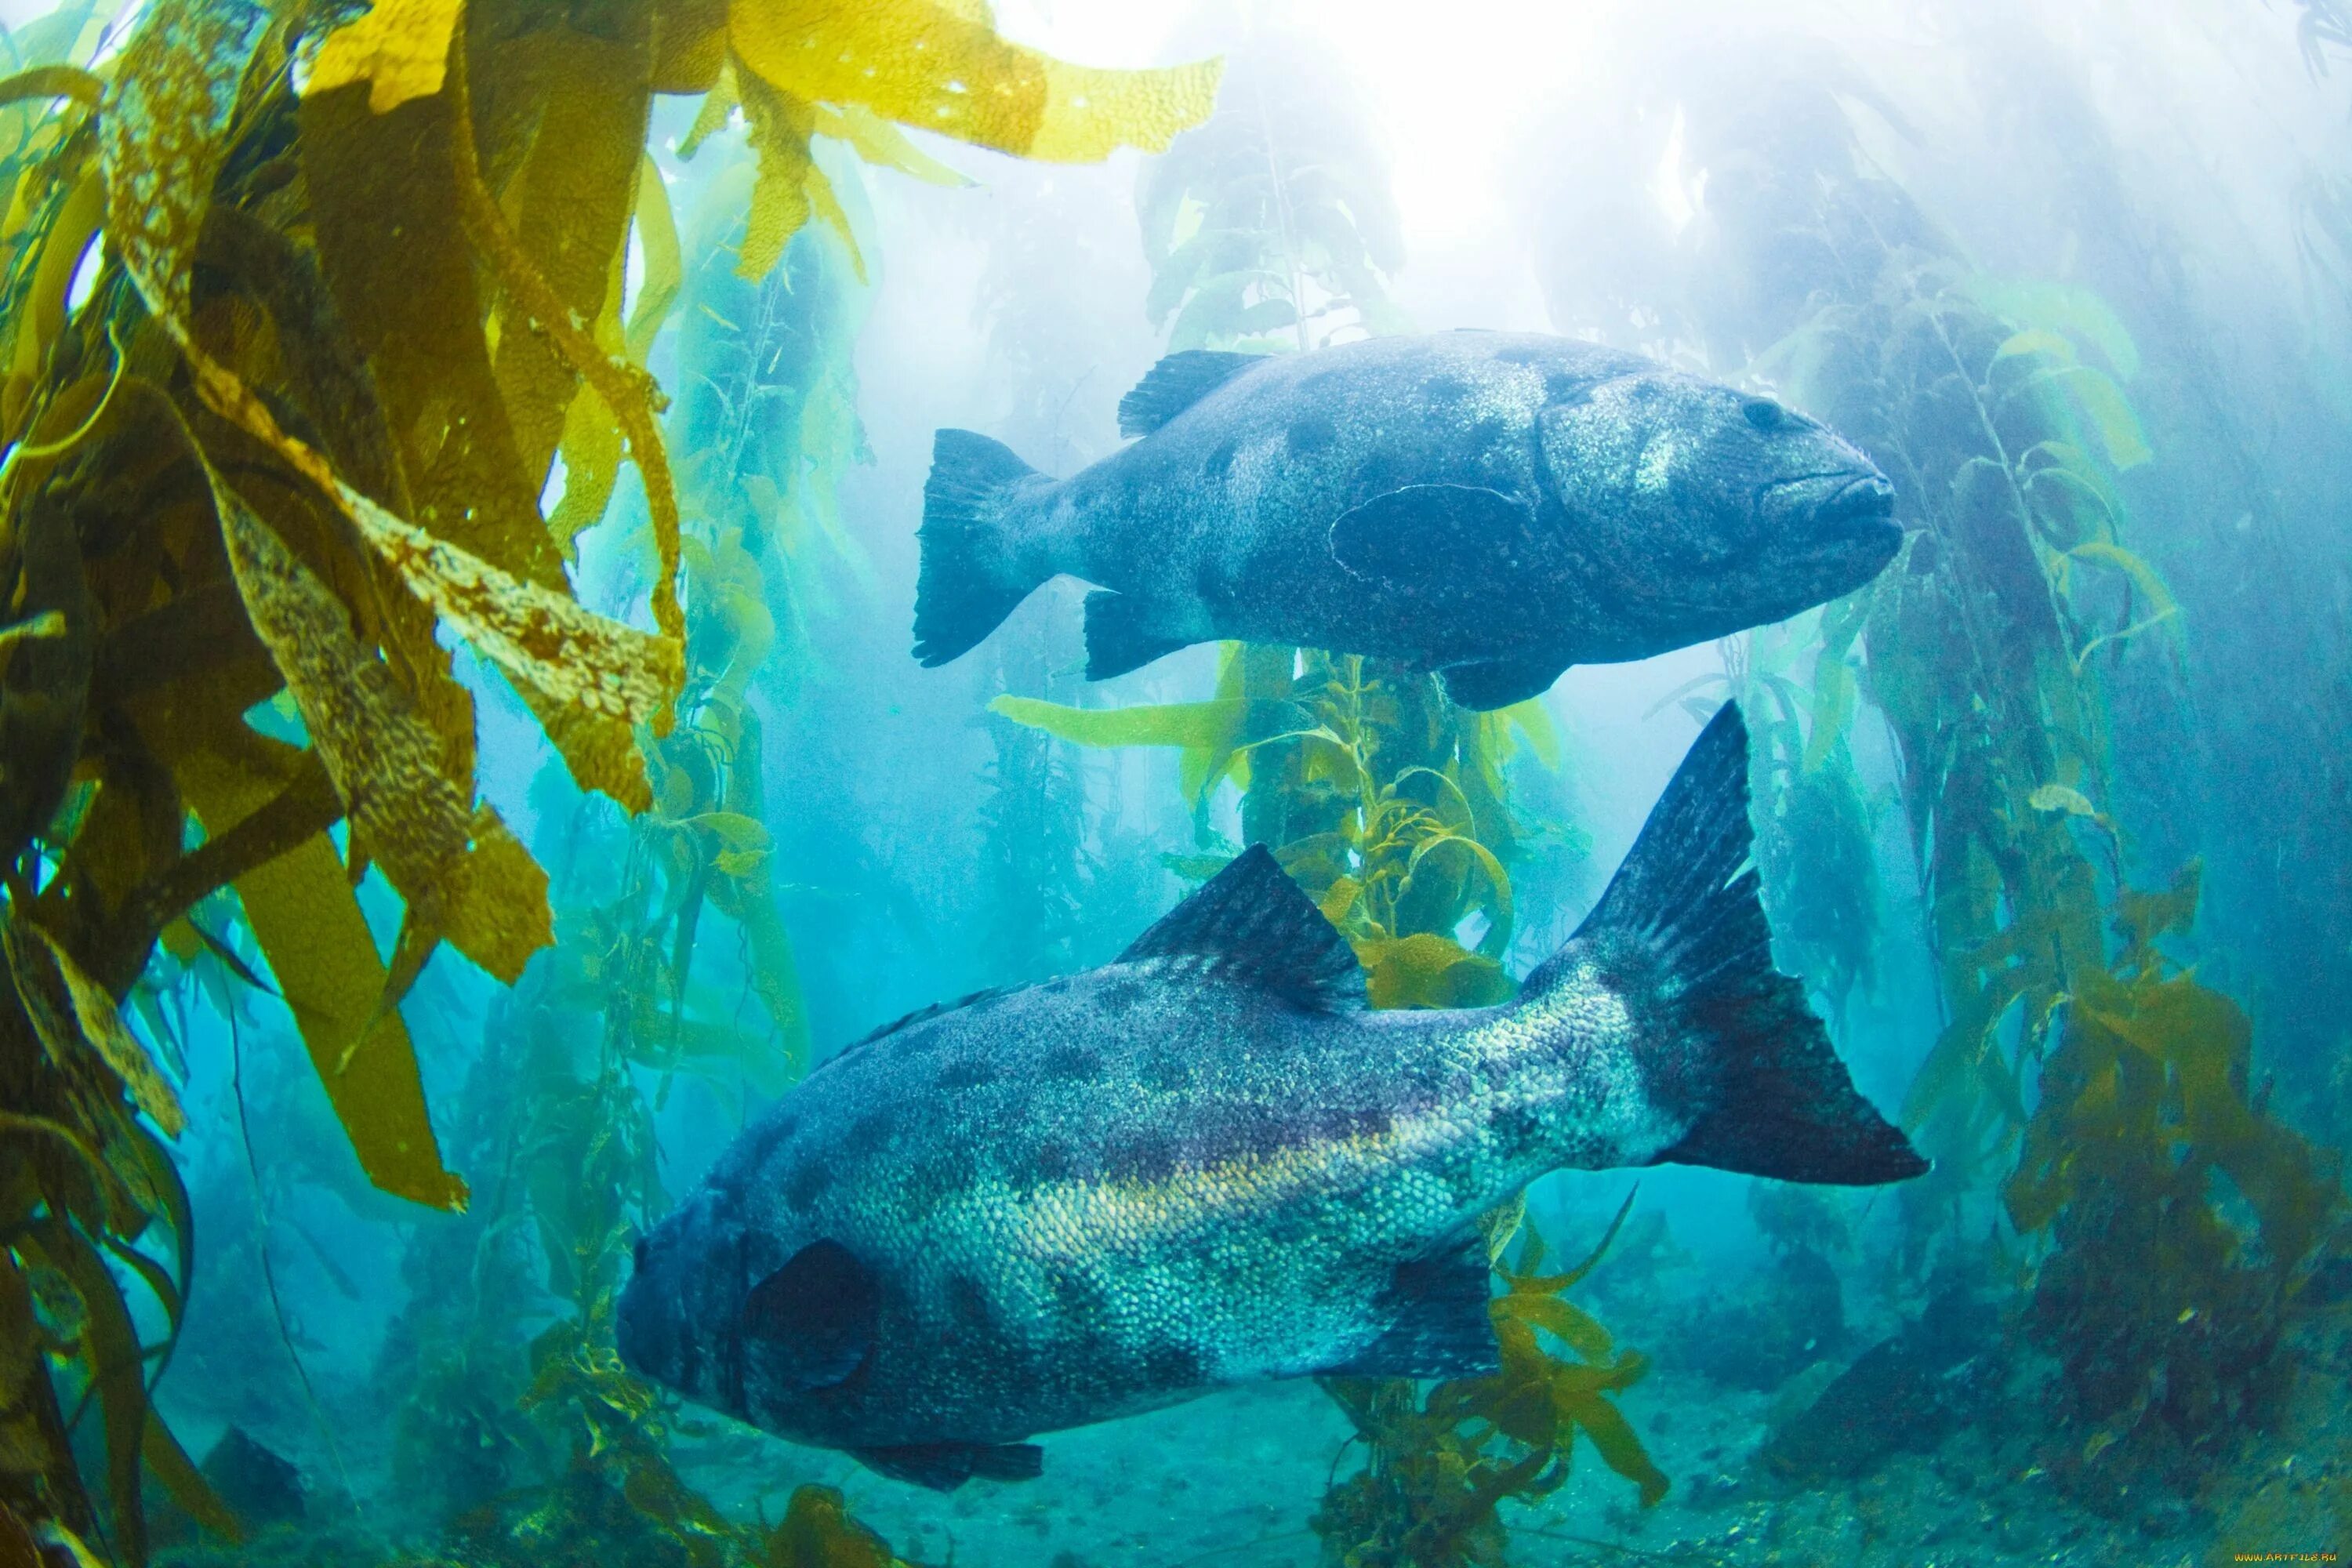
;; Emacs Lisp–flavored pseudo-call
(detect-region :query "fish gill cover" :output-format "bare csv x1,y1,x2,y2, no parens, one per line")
2,1,2351,1566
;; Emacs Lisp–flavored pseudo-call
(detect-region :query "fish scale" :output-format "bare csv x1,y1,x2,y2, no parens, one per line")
619,703,1927,1490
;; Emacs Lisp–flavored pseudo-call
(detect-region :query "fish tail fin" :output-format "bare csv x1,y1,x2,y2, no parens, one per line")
1527,702,1926,1186
915,430,1047,666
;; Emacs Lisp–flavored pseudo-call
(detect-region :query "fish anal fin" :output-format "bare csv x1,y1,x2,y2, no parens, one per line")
741,1240,877,1389
1083,589,1191,681
1118,844,1365,1011
1117,349,1264,437
1323,1241,1500,1380
1439,654,1565,712
852,1441,1044,1491
1330,485,1541,597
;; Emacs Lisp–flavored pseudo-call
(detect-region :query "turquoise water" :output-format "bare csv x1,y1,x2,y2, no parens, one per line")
34,1,2352,1565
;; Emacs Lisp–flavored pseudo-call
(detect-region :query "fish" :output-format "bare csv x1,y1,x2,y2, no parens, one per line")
615,702,1926,1490
910,332,1900,710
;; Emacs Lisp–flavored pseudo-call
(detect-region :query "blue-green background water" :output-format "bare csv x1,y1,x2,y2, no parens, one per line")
116,0,2352,1563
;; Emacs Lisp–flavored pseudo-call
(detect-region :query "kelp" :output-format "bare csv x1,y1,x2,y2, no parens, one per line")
2003,864,2341,1497
999,649,1568,1007
1313,1196,1665,1568
0,0,1218,1555
975,626,1092,984
1526,43,2344,1494
662,149,873,669
1136,25,1403,353
1781,235,2340,1498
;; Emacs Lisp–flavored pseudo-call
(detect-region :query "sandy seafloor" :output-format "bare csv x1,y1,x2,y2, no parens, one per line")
637,1312,2352,1568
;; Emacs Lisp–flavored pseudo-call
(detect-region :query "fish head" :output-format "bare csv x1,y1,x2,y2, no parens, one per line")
619,1188,882,1434
616,1189,748,1415
1539,372,1900,640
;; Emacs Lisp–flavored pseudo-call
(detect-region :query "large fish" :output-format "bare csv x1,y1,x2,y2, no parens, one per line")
616,704,1924,1490
912,332,1899,710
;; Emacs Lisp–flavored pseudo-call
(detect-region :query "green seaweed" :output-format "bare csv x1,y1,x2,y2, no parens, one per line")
1313,1196,1664,1568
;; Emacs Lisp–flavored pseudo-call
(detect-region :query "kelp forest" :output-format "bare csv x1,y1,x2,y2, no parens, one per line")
1,0,2349,1565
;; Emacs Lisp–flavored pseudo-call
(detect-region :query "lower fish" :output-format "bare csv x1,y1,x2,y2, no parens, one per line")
618,702,1926,1490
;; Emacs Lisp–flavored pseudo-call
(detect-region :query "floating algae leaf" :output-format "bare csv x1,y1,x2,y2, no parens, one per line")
24,926,186,1138
759,1484,911,1567
304,0,463,112
1352,931,1512,1010
308,0,1219,279
720,0,1216,277
725,0,1221,163
991,691,1319,814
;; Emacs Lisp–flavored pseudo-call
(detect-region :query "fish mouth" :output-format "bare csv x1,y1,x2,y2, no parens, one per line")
1813,472,1899,544
1762,470,1901,568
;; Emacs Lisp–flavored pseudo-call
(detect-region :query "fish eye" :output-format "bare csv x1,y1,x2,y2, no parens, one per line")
1742,398,1786,432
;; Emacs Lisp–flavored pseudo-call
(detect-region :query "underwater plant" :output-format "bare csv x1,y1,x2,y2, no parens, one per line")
0,0,1220,1555
1522,33,2346,1497
996,649,1568,1009
1135,22,1406,354
1313,1196,1667,1567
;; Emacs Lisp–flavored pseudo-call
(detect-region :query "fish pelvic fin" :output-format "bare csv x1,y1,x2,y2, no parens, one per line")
851,1440,1044,1491
1319,1240,1502,1381
1528,701,1927,1186
914,429,1047,666
1082,589,1191,680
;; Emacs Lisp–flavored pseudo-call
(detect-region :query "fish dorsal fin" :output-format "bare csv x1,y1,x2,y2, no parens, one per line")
1118,844,1364,1011
1118,350,1263,437
813,988,1009,1077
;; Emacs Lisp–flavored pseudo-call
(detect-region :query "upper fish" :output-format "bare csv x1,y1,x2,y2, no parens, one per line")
911,332,1900,709
615,703,1926,1491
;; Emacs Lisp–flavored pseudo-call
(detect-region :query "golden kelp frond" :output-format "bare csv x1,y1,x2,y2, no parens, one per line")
25,926,186,1138
670,0,1218,274
727,0,1219,162
739,69,857,282
1352,931,1509,1010
212,469,475,909
441,31,684,647
347,494,683,724
304,0,463,112
815,103,969,187
171,739,470,1210
757,1484,913,1567
1316,1202,1664,1566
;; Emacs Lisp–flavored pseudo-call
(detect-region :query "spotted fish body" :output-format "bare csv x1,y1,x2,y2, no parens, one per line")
617,706,1925,1490
910,333,1900,710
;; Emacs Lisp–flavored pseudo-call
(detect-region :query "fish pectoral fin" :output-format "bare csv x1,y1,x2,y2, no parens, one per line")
1320,1242,1501,1381
852,1441,1044,1491
1437,654,1566,711
740,1240,877,1389
1083,589,1191,681
1329,484,1541,599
